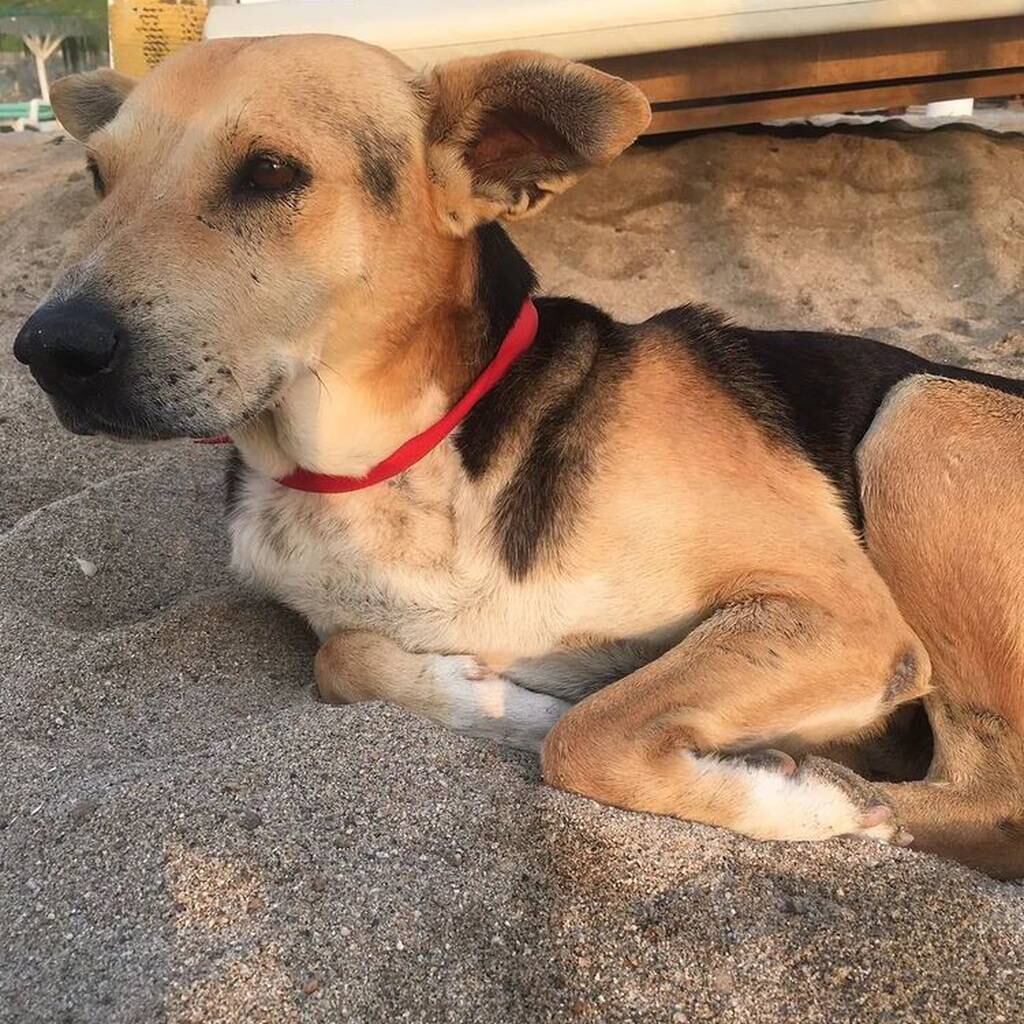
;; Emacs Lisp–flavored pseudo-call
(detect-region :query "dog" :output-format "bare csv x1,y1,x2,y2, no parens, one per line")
13,35,1024,878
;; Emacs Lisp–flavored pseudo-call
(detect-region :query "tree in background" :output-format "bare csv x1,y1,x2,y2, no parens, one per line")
1,0,105,102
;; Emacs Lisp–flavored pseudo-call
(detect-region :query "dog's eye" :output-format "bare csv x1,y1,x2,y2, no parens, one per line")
242,156,300,193
86,157,105,196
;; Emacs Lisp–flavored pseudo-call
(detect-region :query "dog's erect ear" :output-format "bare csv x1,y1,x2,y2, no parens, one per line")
51,69,137,141
423,51,651,235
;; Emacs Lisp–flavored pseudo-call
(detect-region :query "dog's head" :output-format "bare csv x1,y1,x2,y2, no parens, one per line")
13,35,649,440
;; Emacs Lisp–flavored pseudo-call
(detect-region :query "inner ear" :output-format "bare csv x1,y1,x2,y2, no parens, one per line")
467,109,568,177
426,51,651,232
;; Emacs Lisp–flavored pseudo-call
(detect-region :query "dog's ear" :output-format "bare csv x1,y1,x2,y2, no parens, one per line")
51,69,137,141
423,51,651,235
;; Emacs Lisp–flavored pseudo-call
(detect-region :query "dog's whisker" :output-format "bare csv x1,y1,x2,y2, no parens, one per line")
315,358,342,378
308,365,332,405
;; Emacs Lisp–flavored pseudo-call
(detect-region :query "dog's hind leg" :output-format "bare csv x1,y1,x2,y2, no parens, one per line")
859,373,1024,877
315,630,570,752
541,586,930,845
875,698,1024,878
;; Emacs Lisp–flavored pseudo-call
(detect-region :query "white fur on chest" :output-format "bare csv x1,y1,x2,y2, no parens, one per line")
228,454,698,698
231,459,598,649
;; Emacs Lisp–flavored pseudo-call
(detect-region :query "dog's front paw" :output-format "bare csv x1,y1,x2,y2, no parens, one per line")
728,752,913,845
430,654,570,752
793,756,913,846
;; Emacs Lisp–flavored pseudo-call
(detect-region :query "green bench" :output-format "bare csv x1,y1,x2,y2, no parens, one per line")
0,100,55,128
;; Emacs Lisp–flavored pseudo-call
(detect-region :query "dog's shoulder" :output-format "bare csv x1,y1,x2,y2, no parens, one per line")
457,294,631,474
456,294,928,558
456,294,636,578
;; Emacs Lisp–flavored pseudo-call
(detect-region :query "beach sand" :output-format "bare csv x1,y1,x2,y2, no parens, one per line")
2,124,1023,1023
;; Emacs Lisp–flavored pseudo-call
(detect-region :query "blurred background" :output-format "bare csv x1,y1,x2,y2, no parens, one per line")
1,1,106,102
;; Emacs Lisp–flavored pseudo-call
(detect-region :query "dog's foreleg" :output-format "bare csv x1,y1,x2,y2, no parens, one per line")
541,593,930,845
315,630,570,752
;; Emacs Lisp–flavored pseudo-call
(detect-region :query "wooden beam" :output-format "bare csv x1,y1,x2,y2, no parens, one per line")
590,17,1024,134
647,70,1024,134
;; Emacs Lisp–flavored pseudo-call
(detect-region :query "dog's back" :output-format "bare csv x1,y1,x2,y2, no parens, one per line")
652,305,1024,531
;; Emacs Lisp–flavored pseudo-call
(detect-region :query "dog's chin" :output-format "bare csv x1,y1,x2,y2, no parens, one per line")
51,399,229,444
47,369,288,444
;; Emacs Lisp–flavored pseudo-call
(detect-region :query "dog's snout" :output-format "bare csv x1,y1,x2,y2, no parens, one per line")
14,300,121,396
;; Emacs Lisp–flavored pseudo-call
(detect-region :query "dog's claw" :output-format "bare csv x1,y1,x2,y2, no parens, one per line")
892,826,915,847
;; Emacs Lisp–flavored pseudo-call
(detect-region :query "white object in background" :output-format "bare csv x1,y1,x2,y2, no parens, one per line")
13,98,41,132
924,98,976,117
203,0,1024,66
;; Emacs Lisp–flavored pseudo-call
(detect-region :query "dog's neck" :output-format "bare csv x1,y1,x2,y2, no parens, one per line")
233,224,536,483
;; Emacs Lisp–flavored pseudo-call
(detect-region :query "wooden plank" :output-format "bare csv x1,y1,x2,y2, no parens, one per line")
647,70,1024,135
593,17,1024,106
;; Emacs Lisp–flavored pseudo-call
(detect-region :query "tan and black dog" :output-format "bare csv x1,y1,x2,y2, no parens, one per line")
13,35,1024,877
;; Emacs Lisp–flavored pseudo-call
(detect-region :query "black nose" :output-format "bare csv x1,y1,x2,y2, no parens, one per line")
14,300,120,397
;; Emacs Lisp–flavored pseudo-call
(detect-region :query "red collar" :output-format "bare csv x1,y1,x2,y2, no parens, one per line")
201,298,538,494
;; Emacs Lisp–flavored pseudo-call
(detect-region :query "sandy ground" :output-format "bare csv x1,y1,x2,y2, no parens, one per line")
3,125,1024,1023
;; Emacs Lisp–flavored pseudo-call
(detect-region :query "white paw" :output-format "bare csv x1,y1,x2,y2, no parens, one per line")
429,654,570,752
710,753,912,845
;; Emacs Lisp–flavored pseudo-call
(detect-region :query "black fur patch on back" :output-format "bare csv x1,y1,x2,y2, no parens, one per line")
738,326,927,529
353,122,407,213
650,305,1024,531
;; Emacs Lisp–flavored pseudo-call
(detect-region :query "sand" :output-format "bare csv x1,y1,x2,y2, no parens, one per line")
2,124,1024,1023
